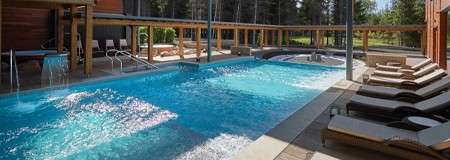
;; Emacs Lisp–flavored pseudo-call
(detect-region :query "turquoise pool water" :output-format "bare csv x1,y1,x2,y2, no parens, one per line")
0,59,345,160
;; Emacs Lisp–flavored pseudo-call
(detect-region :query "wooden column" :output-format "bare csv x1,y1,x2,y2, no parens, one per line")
315,30,320,49
217,28,222,50
147,26,154,62
69,5,78,72
0,0,2,80
131,26,138,55
437,11,448,69
264,30,268,46
196,27,201,60
244,29,248,47
233,28,239,47
278,30,283,48
178,28,184,59
421,31,427,55
362,31,369,52
259,29,264,48
271,30,276,46
57,8,65,53
285,30,289,47
83,4,93,74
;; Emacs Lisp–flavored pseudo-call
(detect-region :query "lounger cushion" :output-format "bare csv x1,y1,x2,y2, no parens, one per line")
415,91,450,113
412,63,438,78
418,122,450,150
411,59,432,70
414,69,447,85
416,76,450,98
369,76,405,85
373,70,404,77
376,63,402,70
328,115,418,142
358,85,408,98
350,95,413,112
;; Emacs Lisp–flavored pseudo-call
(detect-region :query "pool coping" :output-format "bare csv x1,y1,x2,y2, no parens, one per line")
233,63,368,160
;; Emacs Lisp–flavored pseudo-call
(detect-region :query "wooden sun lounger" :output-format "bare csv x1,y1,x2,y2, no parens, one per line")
358,76,450,102
322,115,450,160
376,58,432,71
373,63,439,79
368,69,447,89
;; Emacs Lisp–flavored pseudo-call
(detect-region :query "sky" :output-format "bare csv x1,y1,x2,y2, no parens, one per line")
375,0,391,11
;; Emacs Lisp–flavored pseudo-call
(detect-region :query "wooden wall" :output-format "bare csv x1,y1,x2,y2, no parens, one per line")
425,0,450,69
2,7,51,51
94,0,123,14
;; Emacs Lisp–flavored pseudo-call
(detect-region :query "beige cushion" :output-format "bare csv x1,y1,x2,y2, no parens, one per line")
373,70,404,77
418,122,450,150
328,116,418,142
413,63,438,78
411,58,432,70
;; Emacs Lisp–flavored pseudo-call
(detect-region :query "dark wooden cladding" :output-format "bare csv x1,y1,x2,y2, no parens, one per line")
2,7,51,50
94,0,123,14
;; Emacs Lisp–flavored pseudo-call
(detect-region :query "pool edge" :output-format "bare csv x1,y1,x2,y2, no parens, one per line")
233,64,368,160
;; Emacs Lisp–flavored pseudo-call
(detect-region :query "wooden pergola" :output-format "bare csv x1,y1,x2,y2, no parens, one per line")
1,0,445,76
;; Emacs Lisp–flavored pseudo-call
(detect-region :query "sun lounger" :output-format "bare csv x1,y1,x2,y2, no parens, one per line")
368,69,447,89
346,91,450,118
373,63,439,79
322,115,450,160
376,58,432,71
358,76,450,102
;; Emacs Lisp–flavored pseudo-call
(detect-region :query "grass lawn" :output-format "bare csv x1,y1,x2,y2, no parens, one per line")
291,36,398,47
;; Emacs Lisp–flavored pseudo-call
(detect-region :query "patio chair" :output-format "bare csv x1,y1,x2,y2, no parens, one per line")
346,91,450,118
92,40,103,53
119,39,128,51
357,76,450,102
376,58,432,71
105,39,115,51
373,63,438,79
322,115,450,160
367,69,447,89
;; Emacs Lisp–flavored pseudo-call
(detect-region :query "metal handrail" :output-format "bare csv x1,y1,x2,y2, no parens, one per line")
105,49,117,71
109,49,158,73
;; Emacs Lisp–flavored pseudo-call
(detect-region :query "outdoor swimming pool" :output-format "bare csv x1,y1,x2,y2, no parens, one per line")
0,59,345,160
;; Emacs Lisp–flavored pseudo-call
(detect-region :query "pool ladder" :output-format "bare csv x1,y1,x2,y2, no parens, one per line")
106,49,159,73
9,49,20,91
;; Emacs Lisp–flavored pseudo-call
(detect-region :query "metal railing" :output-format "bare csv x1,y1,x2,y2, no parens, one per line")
9,49,20,91
106,49,158,73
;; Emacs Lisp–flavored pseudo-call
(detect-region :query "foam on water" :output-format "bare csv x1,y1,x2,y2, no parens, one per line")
176,134,252,160
3,89,177,160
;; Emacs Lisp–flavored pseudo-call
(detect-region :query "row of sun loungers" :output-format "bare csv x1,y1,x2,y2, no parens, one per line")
322,58,450,160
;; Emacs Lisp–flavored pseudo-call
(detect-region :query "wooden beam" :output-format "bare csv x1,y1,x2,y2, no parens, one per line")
178,28,184,59
69,5,78,72
147,26,154,62
83,4,93,74
285,30,289,47
244,29,248,47
278,30,283,48
362,31,369,52
217,28,222,50
233,28,239,47
57,8,64,53
131,26,138,55
196,27,201,60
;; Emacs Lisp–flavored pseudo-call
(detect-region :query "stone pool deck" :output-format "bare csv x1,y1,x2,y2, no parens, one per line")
235,57,441,160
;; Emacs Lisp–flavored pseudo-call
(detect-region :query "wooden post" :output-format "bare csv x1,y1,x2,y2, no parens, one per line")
147,26,154,62
264,30,268,46
362,31,369,52
315,30,320,49
259,29,264,48
178,28,184,59
69,5,78,72
271,30,276,46
83,4,93,74
217,28,222,50
285,30,289,47
57,8,65,53
278,30,283,48
131,26,138,55
437,11,447,69
233,28,239,47
196,27,201,60
421,31,427,55
244,29,248,47
0,0,2,80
